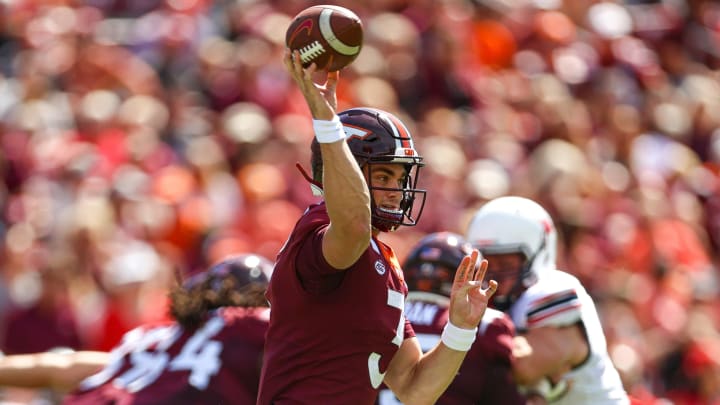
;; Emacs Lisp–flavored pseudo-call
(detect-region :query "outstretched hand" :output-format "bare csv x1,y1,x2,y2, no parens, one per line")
448,250,498,329
283,48,338,120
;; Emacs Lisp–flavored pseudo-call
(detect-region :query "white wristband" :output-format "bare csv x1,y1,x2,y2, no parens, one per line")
312,115,345,143
441,321,478,351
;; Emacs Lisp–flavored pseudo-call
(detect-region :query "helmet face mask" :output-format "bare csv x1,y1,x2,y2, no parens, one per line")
481,251,534,311
311,107,427,232
172,254,274,328
365,161,425,232
465,196,556,310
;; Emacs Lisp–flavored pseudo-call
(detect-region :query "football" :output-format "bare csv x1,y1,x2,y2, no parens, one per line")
285,5,363,72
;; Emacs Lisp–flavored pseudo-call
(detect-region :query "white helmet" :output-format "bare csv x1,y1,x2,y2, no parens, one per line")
465,196,557,308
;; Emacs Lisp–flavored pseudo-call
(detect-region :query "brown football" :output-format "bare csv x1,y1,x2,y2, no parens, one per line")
285,5,363,72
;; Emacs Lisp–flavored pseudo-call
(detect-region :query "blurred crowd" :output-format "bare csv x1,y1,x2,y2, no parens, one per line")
0,0,719,403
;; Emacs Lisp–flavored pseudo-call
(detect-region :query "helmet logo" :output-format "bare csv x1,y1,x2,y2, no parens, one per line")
374,260,386,275
342,124,371,140
473,239,495,247
420,247,442,261
541,218,553,233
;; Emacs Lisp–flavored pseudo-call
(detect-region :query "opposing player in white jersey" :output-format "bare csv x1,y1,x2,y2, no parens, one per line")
465,196,629,405
377,232,530,405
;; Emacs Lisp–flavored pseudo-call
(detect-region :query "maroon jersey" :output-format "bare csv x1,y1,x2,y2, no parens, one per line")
258,203,414,405
378,292,526,405
63,306,269,405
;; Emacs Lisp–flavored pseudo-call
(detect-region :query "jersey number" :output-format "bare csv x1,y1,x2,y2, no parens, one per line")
377,327,440,404
368,289,405,389
80,316,225,392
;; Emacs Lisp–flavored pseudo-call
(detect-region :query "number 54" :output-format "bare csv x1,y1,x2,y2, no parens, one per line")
80,316,225,392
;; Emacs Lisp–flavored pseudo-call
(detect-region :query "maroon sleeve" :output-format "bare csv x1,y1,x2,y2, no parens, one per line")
294,220,345,294
437,309,526,405
476,311,516,364
404,317,415,340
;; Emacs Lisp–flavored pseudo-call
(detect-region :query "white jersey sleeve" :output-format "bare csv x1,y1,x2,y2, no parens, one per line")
509,270,583,331
510,270,629,405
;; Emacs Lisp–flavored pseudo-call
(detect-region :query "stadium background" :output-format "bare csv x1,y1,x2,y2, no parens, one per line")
0,0,719,403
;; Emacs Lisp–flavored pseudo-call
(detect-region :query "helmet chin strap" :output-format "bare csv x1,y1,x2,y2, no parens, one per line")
296,162,324,196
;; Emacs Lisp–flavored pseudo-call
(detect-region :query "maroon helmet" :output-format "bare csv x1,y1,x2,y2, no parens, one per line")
403,232,473,296
310,107,427,232
184,254,274,292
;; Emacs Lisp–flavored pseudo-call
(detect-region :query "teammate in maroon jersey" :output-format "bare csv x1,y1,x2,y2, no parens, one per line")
257,50,498,405
0,254,273,405
378,232,538,405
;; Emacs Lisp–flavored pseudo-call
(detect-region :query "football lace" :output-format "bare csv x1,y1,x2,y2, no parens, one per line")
299,41,326,63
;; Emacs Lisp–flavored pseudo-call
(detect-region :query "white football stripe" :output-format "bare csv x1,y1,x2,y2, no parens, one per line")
387,289,404,309
319,9,360,56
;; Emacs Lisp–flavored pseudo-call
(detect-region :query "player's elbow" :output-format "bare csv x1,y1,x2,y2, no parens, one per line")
394,389,438,405
389,375,443,405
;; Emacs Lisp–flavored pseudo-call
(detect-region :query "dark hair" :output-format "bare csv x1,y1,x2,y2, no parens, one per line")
169,275,269,329
169,254,273,329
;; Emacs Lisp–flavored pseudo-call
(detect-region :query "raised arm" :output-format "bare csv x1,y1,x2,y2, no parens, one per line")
384,251,498,404
0,351,110,392
284,50,371,269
